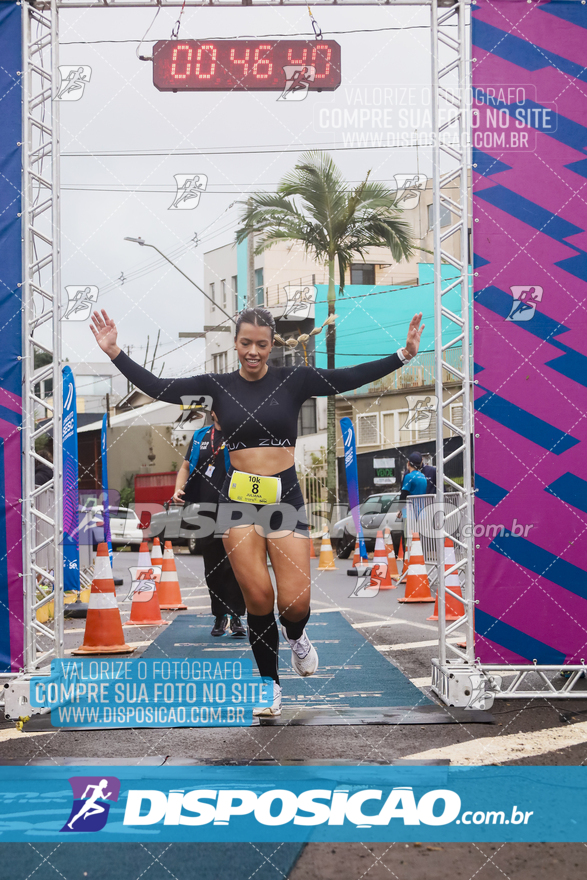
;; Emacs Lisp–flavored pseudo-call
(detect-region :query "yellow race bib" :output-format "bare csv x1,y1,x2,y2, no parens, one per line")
228,470,282,505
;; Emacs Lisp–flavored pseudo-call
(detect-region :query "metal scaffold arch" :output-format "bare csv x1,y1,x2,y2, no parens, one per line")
16,0,579,713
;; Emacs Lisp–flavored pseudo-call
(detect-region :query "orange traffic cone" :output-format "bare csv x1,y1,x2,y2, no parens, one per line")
137,541,151,568
368,560,395,591
398,532,434,603
309,538,317,559
124,565,169,627
383,528,399,579
157,541,188,610
368,531,395,590
396,532,411,585
317,527,336,570
151,537,163,567
348,538,371,576
73,543,135,654
428,538,464,621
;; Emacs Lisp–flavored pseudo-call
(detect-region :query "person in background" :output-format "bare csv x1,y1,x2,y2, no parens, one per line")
35,439,53,487
173,411,246,639
397,451,428,553
422,453,437,494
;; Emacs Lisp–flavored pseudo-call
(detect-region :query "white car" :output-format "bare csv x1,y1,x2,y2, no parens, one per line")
330,493,403,558
86,506,144,549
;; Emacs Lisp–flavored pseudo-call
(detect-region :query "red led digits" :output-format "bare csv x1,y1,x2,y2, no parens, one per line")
311,44,332,79
287,46,308,65
253,45,273,79
171,44,193,80
230,46,250,80
195,44,217,79
153,39,340,91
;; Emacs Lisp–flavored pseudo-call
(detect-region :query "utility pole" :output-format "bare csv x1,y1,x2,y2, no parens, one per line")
247,197,255,308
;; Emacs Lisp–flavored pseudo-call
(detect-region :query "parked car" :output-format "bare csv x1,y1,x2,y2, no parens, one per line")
330,493,403,559
147,502,205,554
86,506,145,550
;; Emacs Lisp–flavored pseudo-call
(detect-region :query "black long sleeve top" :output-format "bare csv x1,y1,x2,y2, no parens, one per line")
111,349,402,452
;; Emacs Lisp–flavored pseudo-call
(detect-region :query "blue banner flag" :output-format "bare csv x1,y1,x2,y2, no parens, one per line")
62,367,80,591
0,765,584,842
100,414,113,566
340,418,367,560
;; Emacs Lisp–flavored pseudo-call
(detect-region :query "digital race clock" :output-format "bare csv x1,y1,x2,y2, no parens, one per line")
152,40,341,92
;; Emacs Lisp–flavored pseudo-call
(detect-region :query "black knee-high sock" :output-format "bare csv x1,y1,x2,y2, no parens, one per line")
247,611,279,684
279,607,311,642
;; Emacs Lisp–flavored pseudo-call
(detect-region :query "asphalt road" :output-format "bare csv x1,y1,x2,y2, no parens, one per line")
2,547,587,766
3,548,587,878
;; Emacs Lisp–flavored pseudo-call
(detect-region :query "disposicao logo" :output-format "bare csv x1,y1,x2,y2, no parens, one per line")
122,786,464,828
61,776,121,832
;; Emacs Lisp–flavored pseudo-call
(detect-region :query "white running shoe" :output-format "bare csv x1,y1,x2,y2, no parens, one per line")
281,627,319,677
253,681,282,716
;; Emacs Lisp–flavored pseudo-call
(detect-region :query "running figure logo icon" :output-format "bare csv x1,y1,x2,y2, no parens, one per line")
179,394,213,412
282,285,316,320
506,286,543,322
63,286,99,321
400,394,438,434
61,776,120,832
169,174,208,210
128,566,162,603
56,66,92,101
278,65,316,101
393,174,428,210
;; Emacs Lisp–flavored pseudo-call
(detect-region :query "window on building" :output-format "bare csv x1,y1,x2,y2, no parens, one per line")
450,403,463,435
397,408,413,443
231,275,238,312
209,282,215,310
381,411,398,446
428,203,452,230
297,398,317,436
221,279,227,310
212,352,228,374
416,414,436,441
255,268,264,306
357,413,379,446
34,377,54,400
350,263,376,286
76,375,112,397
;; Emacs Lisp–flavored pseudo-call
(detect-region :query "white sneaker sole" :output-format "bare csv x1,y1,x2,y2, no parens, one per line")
291,644,319,677
253,705,282,716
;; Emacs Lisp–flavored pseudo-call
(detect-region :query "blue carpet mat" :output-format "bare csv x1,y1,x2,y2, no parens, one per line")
0,843,304,879
142,612,433,710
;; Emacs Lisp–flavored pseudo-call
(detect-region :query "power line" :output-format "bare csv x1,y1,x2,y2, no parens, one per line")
60,24,450,46
62,137,453,159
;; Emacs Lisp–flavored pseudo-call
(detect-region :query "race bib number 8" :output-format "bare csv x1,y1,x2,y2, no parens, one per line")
228,470,282,505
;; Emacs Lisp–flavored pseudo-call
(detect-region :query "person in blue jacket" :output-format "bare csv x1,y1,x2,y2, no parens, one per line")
397,451,428,551
173,411,246,638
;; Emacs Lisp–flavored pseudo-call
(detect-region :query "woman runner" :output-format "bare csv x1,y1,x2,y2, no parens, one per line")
91,306,425,716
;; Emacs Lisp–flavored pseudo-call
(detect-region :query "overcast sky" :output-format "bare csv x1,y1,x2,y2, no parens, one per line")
58,5,438,377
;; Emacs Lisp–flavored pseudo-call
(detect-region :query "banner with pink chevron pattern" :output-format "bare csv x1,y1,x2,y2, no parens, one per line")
472,0,587,663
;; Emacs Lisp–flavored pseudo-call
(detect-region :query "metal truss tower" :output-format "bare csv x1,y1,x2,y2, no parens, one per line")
429,0,479,707
21,0,63,673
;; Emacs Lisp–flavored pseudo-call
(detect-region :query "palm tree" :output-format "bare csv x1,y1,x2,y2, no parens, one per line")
235,151,415,512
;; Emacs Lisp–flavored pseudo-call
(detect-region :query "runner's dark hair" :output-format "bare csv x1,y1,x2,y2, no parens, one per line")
235,307,275,340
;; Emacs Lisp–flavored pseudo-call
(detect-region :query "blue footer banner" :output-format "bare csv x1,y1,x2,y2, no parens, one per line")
0,766,585,842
